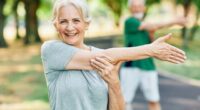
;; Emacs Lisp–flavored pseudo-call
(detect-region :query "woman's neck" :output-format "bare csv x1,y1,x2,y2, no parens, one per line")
76,43,91,51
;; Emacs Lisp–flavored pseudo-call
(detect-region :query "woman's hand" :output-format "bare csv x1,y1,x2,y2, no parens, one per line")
90,57,125,110
90,56,121,86
150,33,186,64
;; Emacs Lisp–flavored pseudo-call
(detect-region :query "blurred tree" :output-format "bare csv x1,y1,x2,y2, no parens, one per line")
145,0,161,18
189,0,200,41
24,0,41,45
12,0,21,40
101,0,126,26
176,0,192,48
0,0,8,47
146,0,161,6
38,0,52,20
101,0,161,26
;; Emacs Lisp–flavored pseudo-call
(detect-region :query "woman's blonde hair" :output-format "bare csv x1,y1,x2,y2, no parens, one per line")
52,0,91,23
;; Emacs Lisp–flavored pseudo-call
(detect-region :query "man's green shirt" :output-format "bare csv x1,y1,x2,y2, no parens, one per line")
124,17,156,70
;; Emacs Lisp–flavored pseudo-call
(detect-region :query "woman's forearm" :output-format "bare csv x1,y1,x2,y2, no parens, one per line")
108,82,125,110
103,44,153,64
103,34,185,65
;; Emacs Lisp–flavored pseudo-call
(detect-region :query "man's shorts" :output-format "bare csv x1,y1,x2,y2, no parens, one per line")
120,67,160,103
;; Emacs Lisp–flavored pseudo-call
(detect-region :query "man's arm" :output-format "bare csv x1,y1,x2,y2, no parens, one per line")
139,17,186,31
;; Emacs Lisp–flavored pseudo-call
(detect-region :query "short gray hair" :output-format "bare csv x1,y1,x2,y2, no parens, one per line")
128,0,145,8
52,0,91,23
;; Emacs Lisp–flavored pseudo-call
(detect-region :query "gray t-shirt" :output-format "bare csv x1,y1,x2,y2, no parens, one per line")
41,40,108,110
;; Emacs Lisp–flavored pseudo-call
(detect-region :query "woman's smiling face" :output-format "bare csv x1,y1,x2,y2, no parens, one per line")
55,4,89,47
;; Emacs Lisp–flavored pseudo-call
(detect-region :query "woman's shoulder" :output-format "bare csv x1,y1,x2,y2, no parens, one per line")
42,40,62,47
41,40,58,52
41,40,75,56
41,40,74,50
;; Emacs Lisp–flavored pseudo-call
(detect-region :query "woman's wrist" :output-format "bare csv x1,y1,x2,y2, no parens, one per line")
145,44,155,57
108,80,121,90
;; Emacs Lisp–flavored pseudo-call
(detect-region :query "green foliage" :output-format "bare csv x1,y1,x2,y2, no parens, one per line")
90,0,109,17
175,0,192,7
3,0,14,15
193,0,200,12
176,0,183,4
101,0,126,25
100,0,162,25
37,0,52,20
146,0,161,6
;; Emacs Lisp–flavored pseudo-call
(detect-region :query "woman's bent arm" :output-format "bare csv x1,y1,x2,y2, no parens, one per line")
91,58,125,110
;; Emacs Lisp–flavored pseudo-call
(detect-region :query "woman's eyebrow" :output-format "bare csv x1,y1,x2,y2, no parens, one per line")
58,18,67,21
58,17,81,20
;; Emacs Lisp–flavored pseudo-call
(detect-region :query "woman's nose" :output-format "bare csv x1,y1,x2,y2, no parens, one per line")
66,22,74,31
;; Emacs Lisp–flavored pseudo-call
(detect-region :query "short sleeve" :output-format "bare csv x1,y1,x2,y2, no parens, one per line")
125,17,141,34
41,40,78,72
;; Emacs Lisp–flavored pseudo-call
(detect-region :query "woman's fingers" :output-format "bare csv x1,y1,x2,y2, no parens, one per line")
169,45,185,56
166,58,181,64
90,59,111,82
91,58,112,75
90,59,105,71
168,45,186,62
152,33,187,64
169,53,185,63
91,58,107,69
100,55,114,63
90,59,104,74
90,57,120,85
95,57,112,66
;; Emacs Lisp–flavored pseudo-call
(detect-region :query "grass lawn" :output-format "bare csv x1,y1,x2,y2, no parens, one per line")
0,44,49,110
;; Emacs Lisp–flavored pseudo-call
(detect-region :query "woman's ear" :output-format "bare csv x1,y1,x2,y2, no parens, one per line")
85,22,90,30
53,22,57,28
53,21,59,31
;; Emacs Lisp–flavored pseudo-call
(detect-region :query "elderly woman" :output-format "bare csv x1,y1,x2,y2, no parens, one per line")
41,0,186,110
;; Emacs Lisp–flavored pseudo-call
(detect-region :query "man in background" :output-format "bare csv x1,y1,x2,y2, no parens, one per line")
120,0,186,110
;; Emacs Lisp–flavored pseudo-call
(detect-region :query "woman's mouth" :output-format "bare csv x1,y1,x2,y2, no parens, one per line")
65,33,77,37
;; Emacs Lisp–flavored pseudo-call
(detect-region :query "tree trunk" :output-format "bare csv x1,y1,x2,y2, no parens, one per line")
106,0,123,27
24,0,41,45
13,0,21,40
182,0,191,49
24,0,30,44
0,0,8,47
189,12,199,41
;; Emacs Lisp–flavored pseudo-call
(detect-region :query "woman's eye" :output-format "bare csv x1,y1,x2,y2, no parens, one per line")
60,21,66,24
73,19,80,23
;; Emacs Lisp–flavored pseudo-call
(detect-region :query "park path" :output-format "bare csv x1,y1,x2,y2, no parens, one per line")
126,73,200,110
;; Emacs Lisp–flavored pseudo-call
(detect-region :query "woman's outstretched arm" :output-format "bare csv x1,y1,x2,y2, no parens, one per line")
66,33,186,70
